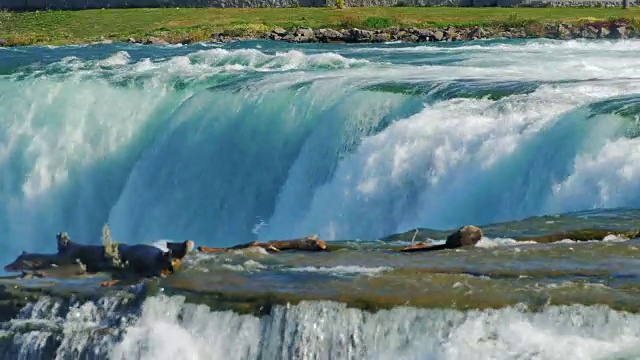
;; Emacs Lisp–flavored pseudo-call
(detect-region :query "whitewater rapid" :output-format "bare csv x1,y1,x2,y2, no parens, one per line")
0,39,639,258
7,294,640,360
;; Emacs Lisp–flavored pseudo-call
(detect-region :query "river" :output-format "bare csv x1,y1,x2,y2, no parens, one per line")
0,38,639,359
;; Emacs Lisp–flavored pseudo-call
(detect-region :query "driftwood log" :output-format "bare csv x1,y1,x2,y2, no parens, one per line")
3,232,196,287
198,235,328,253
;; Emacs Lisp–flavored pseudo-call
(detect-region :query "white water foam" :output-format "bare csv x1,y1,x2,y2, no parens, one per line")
264,81,640,240
222,259,267,272
5,294,640,360
110,296,261,360
1,39,640,255
288,265,392,276
106,295,640,360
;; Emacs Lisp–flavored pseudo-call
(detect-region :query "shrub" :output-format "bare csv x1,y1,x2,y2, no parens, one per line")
336,0,345,9
362,16,393,29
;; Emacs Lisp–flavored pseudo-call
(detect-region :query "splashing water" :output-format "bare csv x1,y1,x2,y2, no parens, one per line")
0,39,639,256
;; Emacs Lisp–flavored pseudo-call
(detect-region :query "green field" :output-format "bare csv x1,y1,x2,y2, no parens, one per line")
1,7,639,46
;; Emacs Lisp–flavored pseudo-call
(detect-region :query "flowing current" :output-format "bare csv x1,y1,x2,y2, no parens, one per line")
1,38,640,359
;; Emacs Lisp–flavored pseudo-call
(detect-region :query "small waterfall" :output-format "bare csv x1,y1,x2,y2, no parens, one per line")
2,294,640,360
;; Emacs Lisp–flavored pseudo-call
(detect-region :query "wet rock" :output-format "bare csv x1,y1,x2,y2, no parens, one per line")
398,225,483,253
127,37,137,44
445,225,484,248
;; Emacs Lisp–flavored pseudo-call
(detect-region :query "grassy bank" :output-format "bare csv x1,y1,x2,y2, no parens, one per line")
1,7,640,46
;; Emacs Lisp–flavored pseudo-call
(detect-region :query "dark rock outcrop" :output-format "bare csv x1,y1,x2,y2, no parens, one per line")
399,225,483,253
253,21,639,46
445,225,484,248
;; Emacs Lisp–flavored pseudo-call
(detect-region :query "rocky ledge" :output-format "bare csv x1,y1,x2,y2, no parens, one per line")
260,22,628,44
128,20,634,46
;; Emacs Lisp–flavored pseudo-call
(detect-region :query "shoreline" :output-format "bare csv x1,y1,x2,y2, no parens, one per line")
1,8,639,47
159,21,632,45
3,21,634,47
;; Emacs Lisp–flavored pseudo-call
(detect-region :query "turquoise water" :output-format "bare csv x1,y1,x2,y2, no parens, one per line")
1,38,640,359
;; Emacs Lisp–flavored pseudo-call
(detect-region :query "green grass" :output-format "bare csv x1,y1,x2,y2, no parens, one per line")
1,7,639,46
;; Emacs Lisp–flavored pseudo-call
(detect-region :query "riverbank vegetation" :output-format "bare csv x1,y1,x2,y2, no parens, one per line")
1,7,640,46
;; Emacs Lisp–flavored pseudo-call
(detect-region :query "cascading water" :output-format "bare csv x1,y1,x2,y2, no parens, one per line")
2,40,640,255
4,293,640,360
2,37,640,360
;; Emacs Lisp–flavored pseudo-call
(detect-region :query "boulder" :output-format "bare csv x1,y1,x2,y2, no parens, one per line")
273,27,287,36
372,32,391,43
399,225,483,253
468,27,485,40
146,37,169,45
166,240,195,259
416,29,433,41
445,225,483,248
554,24,571,40
317,28,344,42
394,30,407,40
431,31,444,42
294,27,315,42
610,25,626,39
598,27,610,38
346,28,372,43
282,34,295,42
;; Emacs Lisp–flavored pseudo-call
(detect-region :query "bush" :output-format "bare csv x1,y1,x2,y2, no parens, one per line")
336,0,345,9
362,16,393,29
